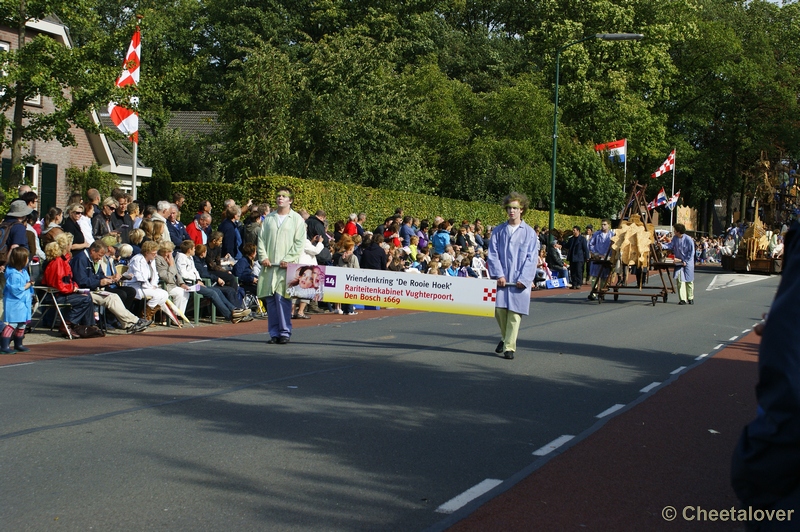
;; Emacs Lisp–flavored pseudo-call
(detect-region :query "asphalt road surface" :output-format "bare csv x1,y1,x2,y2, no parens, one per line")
0,269,778,531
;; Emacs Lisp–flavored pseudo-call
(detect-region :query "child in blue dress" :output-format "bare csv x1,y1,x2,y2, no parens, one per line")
2,247,34,353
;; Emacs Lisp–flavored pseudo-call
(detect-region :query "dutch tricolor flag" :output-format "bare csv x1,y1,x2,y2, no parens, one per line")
594,138,626,163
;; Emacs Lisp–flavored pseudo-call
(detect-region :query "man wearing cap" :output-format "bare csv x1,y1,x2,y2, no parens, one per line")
2,199,33,254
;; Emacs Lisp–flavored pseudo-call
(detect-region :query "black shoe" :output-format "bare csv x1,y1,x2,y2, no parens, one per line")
688,299,694,305
277,337,290,344
495,341,504,354
503,350,514,360
678,300,687,305
267,337,279,344
588,294,598,301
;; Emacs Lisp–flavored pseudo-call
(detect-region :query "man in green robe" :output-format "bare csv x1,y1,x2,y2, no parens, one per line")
257,187,307,344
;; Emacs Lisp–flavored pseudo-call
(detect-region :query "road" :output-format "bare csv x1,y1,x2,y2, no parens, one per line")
0,269,777,531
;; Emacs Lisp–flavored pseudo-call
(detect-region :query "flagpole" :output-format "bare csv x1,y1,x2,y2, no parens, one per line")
623,138,627,195
131,15,142,200
670,149,676,227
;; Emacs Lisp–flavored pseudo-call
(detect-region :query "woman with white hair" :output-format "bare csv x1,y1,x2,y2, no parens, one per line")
344,213,358,236
124,240,171,323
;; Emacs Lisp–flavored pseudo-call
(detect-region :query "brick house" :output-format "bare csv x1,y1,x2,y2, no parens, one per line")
0,15,152,214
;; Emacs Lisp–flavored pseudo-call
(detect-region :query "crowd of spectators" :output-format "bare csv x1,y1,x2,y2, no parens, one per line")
4,184,778,345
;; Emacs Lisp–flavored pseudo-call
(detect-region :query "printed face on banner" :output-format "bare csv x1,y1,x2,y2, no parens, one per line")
286,264,326,301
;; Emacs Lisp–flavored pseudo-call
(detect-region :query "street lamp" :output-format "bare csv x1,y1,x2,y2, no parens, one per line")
548,33,644,243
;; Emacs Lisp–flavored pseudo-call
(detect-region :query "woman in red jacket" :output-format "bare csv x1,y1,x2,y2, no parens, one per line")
42,233,96,334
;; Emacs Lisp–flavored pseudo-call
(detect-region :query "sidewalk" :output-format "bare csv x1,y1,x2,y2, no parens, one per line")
443,332,760,531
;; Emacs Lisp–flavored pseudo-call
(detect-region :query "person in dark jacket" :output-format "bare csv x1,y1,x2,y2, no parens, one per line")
359,234,388,270
193,244,242,308
70,242,150,333
566,225,589,289
217,205,242,260
731,220,800,527
545,237,568,281
306,210,331,265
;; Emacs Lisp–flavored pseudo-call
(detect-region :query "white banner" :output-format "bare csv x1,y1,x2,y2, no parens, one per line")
286,265,497,317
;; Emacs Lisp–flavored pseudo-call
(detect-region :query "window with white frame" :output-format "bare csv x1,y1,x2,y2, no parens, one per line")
0,41,41,105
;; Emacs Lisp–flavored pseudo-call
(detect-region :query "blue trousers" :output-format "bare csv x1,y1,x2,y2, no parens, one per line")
197,285,236,320
266,293,292,339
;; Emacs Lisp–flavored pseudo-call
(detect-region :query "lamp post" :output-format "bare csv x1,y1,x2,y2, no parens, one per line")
548,33,644,244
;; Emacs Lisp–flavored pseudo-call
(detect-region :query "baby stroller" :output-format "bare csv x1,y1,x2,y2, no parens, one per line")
241,291,268,319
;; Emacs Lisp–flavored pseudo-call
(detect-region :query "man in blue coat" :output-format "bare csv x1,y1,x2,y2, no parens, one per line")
487,192,539,360
663,223,695,305
732,220,800,526
566,225,589,290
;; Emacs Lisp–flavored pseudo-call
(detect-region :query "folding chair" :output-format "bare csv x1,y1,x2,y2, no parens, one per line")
31,286,73,340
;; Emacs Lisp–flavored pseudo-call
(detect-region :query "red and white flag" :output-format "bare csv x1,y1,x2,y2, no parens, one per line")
651,149,675,178
108,28,140,143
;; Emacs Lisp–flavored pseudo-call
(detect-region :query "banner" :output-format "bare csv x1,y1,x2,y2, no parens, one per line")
286,264,498,317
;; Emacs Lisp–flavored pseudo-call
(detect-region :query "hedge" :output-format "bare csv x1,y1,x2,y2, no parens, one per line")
155,176,600,233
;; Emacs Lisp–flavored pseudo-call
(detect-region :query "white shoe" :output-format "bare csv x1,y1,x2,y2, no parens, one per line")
335,309,344,314
345,311,358,316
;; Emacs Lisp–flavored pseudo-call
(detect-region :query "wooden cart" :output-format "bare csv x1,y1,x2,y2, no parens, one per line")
589,182,676,305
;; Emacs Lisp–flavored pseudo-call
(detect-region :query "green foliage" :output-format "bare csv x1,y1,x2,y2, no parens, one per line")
65,164,118,198
139,128,222,183
45,0,800,231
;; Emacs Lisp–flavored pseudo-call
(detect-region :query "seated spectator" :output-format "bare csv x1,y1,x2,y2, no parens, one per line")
472,250,490,278
546,239,569,282
205,231,238,287
70,240,150,333
60,203,91,252
441,255,458,276
128,228,144,256
232,242,259,295
92,197,119,241
98,235,139,311
459,257,478,277
432,222,451,255
79,201,96,245
383,222,401,248
175,240,251,323
416,220,429,250
128,201,142,229
193,244,242,308
124,240,172,324
186,213,211,246
155,241,189,314
40,207,64,248
42,237,98,337
408,236,419,262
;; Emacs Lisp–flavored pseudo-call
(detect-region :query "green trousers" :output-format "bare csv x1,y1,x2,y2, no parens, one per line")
495,308,522,353
677,279,694,302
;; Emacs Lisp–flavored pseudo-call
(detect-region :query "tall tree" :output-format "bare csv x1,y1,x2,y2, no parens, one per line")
0,0,108,188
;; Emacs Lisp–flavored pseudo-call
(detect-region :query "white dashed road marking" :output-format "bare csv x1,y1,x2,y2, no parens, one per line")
435,479,503,514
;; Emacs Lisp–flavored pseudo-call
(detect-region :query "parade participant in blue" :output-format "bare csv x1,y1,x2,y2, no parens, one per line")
587,219,614,300
257,187,307,344
662,223,695,305
487,192,539,360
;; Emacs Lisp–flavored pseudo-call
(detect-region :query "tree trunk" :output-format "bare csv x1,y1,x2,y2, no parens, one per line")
10,0,27,189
